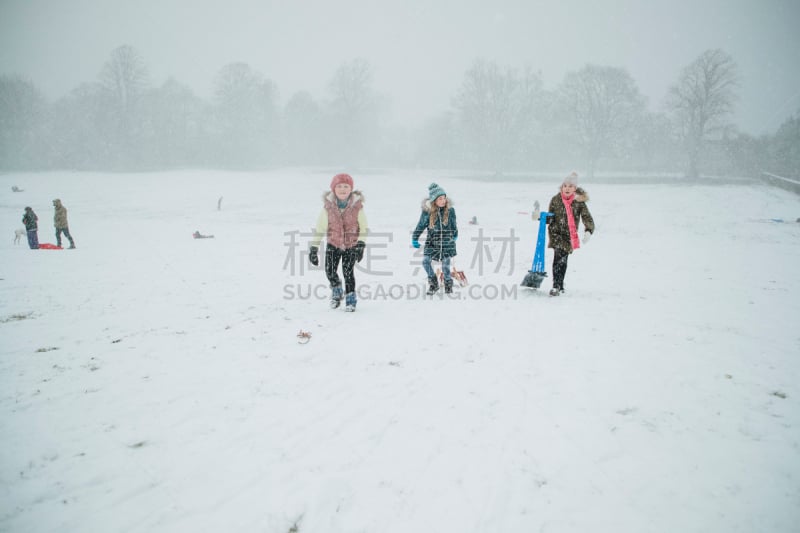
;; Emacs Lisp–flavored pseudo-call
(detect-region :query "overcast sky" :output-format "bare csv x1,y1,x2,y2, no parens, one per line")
1,0,798,134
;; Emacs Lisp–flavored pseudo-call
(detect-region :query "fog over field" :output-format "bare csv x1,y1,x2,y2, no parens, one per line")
2,4,799,530
2,0,799,133
1,1,799,175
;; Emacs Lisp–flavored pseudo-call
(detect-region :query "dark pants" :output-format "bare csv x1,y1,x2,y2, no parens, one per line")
56,227,75,247
27,230,39,249
552,248,570,290
325,244,358,294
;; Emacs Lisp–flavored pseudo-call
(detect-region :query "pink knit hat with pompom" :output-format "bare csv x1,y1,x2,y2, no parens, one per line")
330,173,354,191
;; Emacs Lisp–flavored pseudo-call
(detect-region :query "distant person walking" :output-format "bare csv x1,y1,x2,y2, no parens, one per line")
533,172,594,296
22,206,39,249
52,198,76,249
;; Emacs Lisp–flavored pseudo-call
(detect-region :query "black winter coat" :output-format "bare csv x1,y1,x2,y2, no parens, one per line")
22,209,38,231
412,198,458,261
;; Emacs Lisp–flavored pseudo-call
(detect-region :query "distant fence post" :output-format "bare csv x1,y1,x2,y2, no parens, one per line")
760,172,800,194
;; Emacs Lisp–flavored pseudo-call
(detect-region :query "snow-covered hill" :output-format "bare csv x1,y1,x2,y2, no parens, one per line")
1,169,798,532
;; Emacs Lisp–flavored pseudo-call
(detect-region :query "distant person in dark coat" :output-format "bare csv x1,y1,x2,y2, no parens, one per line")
53,198,76,249
22,206,39,249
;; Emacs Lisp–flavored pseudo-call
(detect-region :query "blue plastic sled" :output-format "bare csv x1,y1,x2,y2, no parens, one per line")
521,211,552,288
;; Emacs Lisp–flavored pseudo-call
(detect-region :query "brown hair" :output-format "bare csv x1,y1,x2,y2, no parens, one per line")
428,203,450,228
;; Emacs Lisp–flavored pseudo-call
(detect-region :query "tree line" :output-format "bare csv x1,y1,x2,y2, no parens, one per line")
1,45,798,179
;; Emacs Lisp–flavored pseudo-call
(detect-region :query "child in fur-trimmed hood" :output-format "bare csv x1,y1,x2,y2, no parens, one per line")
412,182,458,295
533,172,595,296
309,173,368,312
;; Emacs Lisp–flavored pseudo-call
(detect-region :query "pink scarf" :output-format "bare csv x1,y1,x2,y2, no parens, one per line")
561,192,580,250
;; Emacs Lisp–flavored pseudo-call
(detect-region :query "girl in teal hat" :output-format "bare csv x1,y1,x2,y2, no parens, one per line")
412,183,458,295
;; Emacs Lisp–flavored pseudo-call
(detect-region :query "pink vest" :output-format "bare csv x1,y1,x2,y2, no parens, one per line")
324,194,362,249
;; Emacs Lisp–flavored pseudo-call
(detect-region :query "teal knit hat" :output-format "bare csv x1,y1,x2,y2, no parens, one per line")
428,182,446,202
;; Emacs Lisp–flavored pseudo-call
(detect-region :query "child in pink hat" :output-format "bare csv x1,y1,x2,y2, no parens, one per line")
309,173,368,312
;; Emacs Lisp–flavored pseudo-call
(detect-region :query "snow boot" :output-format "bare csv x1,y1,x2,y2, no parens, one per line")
344,292,357,312
426,276,439,295
330,286,343,309
444,279,453,294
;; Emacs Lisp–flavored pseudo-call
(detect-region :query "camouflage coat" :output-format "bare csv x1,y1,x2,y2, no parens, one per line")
53,199,69,229
546,188,595,253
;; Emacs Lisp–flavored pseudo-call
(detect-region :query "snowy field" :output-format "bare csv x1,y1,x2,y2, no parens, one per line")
1,169,799,533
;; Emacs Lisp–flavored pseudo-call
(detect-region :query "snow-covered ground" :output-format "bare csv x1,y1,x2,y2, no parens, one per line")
1,169,799,533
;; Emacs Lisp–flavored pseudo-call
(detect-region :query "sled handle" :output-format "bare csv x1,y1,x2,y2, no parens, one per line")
531,212,552,272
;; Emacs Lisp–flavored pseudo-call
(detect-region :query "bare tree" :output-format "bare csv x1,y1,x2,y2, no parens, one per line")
51,82,111,169
416,111,461,169
559,64,646,178
327,58,382,165
0,75,48,169
771,110,800,178
452,59,544,172
283,91,325,164
141,78,205,167
212,62,279,167
99,45,149,114
629,111,680,173
666,49,738,178
98,45,150,167
329,58,373,117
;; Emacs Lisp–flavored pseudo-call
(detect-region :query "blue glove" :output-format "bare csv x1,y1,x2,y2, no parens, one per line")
412,239,420,248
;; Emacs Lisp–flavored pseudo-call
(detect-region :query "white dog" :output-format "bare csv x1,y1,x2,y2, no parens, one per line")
14,228,25,244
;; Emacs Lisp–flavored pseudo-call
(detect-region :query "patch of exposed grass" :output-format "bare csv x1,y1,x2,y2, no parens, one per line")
1,311,34,323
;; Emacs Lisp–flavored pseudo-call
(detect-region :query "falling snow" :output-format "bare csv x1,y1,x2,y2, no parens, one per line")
1,169,799,532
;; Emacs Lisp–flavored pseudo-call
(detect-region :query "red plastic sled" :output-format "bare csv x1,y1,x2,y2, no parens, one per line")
38,243,63,250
